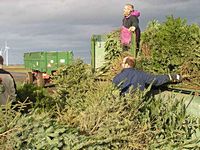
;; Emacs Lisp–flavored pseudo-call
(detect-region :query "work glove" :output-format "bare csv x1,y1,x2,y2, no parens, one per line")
168,74,182,82
128,26,136,32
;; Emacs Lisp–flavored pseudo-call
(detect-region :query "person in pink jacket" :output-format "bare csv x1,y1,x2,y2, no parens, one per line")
0,55,16,105
121,4,141,54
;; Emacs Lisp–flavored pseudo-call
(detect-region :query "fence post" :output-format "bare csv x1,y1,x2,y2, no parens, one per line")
130,32,136,58
91,35,95,72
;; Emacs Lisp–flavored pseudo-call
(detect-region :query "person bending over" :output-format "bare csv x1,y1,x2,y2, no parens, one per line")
112,56,181,95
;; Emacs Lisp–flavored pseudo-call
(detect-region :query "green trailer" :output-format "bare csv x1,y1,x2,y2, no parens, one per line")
24,51,73,86
91,33,136,72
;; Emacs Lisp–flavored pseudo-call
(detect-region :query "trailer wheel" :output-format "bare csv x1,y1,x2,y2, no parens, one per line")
37,72,45,87
26,72,33,84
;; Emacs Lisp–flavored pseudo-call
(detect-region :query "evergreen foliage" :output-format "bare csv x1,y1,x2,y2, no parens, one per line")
0,16,200,149
100,16,200,87
17,84,53,111
141,16,200,87
52,59,96,109
1,77,200,149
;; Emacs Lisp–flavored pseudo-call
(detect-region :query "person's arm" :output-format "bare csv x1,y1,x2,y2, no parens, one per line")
113,73,122,86
7,76,16,101
144,73,181,87
145,74,170,86
129,16,139,32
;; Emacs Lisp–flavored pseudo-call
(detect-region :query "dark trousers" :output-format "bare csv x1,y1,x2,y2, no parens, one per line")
135,28,141,51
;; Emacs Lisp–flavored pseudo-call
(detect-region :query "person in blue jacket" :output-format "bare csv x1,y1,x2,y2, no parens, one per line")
112,56,181,95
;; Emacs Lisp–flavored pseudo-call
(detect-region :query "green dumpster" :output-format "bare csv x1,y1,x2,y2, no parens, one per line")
91,33,137,72
155,88,200,141
153,86,200,116
91,35,106,72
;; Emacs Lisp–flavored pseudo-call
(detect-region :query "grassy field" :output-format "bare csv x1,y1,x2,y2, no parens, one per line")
4,65,31,73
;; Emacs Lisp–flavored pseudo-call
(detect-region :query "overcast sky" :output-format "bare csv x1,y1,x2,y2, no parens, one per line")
0,0,199,64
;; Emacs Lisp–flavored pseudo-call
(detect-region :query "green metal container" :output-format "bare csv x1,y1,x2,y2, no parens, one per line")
24,51,73,74
157,89,200,140
91,33,136,72
91,35,106,71
156,88,200,117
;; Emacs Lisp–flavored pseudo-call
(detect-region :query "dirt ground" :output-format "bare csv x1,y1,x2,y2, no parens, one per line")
11,72,27,83
3,66,28,84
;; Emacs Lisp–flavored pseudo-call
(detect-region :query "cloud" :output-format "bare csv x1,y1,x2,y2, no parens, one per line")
0,0,199,64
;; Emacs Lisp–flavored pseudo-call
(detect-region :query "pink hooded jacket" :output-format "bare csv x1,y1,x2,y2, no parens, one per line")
131,10,140,17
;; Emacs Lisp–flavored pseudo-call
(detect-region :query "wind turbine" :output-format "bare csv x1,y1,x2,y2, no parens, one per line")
0,41,10,66
0,47,2,56
5,41,10,66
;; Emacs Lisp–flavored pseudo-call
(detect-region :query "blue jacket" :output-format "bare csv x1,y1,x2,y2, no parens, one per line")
112,68,170,94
